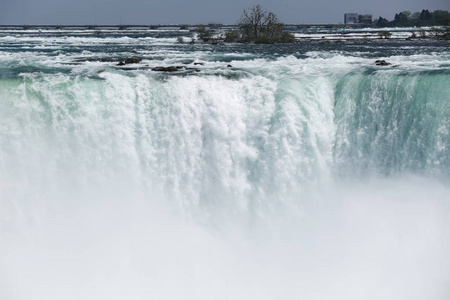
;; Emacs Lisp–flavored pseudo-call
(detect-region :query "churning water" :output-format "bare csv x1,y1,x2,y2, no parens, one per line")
1,31,450,299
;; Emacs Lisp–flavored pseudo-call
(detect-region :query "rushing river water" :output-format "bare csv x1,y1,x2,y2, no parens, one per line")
1,30,450,300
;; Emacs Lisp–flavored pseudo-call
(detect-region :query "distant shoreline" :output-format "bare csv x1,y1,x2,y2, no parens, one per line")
0,26,448,44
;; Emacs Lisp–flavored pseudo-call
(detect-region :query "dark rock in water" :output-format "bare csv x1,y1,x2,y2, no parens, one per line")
375,60,391,66
150,66,201,74
124,57,142,64
227,65,232,68
152,66,185,72
120,66,150,71
116,57,142,66
194,62,204,66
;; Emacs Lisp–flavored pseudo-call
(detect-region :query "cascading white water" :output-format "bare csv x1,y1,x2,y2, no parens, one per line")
334,69,450,177
1,33,450,299
1,69,339,223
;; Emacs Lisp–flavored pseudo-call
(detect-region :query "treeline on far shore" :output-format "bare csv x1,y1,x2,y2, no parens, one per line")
186,6,450,45
376,10,450,27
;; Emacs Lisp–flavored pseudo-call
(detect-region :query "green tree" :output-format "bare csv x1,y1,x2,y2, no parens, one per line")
411,12,421,20
376,9,449,27
224,30,241,42
392,12,410,26
196,25,211,42
378,31,392,39
402,11,412,18
431,10,450,26
418,9,432,26
376,17,390,27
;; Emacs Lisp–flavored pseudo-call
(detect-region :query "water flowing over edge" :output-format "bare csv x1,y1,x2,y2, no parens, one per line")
1,38,450,299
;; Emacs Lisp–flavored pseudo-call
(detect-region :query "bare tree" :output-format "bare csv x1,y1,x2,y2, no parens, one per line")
238,5,294,43
240,5,278,38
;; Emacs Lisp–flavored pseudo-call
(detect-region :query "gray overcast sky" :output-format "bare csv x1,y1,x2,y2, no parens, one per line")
1,0,449,25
